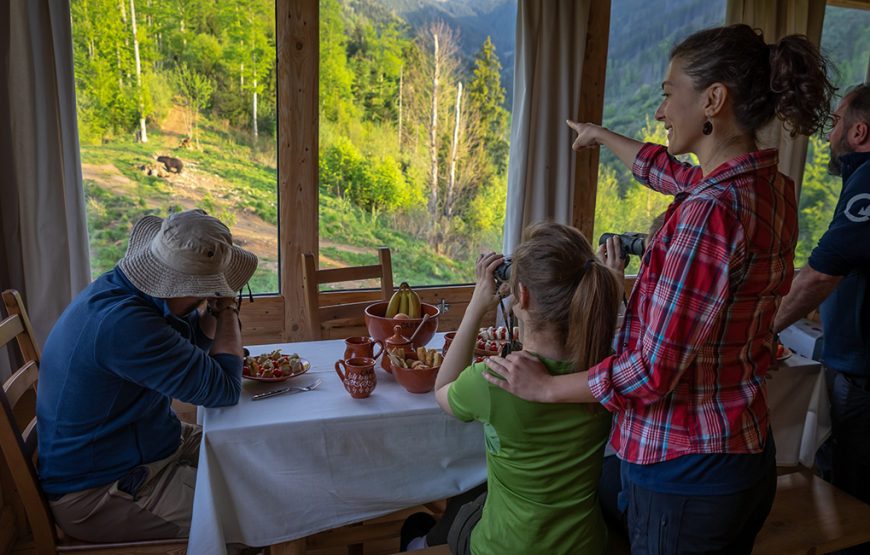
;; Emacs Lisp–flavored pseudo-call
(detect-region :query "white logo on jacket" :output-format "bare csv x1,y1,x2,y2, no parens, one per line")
845,193,870,223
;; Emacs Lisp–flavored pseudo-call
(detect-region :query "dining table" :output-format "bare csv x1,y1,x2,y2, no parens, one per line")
187,333,831,553
188,332,487,554
766,351,830,467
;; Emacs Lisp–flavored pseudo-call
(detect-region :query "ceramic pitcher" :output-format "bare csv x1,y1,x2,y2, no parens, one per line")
343,336,384,361
335,356,377,399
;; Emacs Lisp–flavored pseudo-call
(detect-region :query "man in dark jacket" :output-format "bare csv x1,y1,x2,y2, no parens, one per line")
775,84,870,516
38,209,257,542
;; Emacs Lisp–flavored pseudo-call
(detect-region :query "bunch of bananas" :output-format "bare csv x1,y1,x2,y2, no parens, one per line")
385,282,422,318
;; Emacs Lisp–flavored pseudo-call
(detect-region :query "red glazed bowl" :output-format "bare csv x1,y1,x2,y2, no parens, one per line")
364,302,440,348
392,353,440,394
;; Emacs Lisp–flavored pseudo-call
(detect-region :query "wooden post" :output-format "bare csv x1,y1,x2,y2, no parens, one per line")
277,0,319,341
571,0,611,240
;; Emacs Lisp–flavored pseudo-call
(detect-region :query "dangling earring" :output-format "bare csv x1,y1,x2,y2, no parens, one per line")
702,120,713,135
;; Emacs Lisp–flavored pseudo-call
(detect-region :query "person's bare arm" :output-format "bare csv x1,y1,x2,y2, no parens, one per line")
435,253,504,415
483,352,597,403
774,265,842,333
567,120,643,169
209,299,243,357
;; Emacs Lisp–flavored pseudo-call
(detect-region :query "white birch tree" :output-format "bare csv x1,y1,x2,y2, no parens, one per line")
129,0,147,142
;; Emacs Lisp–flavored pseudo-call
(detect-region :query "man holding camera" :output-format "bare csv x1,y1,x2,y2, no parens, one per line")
774,84,870,512
37,209,257,542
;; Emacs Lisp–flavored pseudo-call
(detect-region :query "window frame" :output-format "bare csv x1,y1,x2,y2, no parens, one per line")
240,0,611,343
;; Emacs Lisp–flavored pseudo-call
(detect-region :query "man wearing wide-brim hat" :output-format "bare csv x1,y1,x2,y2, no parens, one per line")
36,209,257,542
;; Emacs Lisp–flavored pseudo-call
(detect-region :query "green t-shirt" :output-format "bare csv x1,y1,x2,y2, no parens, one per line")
448,356,611,555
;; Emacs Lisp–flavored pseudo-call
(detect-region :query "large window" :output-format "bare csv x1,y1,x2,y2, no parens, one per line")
317,0,516,289
71,0,279,293
795,4,870,267
593,0,725,274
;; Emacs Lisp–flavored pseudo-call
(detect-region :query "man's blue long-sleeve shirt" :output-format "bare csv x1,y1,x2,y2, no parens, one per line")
37,267,242,495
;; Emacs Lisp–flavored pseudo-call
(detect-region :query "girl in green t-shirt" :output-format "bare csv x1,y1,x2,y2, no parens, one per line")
431,222,621,555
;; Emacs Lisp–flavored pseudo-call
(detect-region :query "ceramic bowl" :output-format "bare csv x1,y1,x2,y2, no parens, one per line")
364,301,440,348
391,353,440,394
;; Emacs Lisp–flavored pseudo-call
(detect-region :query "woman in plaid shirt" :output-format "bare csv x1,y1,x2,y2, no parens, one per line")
484,24,835,553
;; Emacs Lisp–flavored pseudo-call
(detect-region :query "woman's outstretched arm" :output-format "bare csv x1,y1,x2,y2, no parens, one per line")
567,120,642,169
567,120,700,195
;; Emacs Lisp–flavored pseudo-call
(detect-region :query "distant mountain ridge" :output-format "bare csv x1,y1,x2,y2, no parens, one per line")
371,0,869,138
376,0,517,101
373,0,723,128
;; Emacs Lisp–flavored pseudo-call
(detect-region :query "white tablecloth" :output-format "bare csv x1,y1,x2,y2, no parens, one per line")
766,353,831,467
188,334,487,554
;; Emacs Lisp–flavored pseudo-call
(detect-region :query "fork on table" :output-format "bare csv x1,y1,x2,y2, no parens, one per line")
251,378,322,401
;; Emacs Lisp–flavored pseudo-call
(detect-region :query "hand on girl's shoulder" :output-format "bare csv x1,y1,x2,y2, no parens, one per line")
476,360,507,383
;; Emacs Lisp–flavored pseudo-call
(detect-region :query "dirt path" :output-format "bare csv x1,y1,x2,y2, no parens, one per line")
320,240,372,255
83,154,372,272
161,105,189,138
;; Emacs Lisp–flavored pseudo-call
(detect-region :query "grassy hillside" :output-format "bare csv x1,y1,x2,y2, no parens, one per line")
82,107,469,292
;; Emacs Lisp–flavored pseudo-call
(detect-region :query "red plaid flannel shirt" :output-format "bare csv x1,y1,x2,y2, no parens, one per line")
588,143,797,464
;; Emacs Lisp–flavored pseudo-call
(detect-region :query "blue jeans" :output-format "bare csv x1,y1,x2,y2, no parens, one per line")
621,459,776,554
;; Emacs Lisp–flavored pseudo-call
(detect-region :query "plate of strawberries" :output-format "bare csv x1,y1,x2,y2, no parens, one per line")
474,326,520,359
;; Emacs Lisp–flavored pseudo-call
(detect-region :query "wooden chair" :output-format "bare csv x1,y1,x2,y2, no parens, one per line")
754,468,870,554
301,247,394,340
0,289,187,554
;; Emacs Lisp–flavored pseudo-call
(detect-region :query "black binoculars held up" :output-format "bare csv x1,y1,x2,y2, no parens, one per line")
598,232,647,262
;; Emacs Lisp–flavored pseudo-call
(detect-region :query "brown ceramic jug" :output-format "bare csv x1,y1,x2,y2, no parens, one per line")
344,336,384,361
335,356,377,399
383,325,414,373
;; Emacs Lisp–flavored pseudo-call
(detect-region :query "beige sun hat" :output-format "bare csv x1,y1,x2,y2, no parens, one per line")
118,209,258,299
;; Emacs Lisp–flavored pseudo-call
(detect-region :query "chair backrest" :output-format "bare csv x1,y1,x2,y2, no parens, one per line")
301,247,394,340
0,289,58,552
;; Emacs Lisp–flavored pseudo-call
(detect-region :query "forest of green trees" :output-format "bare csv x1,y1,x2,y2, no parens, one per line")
71,0,870,291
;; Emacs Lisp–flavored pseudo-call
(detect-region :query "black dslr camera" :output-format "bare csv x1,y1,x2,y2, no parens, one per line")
494,257,512,283
490,257,521,356
598,232,647,263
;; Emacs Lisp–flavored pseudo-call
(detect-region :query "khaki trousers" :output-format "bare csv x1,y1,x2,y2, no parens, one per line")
49,422,201,542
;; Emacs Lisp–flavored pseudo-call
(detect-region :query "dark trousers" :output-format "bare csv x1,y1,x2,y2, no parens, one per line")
599,455,627,537
600,455,776,555
816,368,870,554
426,482,487,551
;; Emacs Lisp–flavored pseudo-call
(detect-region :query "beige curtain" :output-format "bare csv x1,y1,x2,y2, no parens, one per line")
503,0,592,254
726,0,827,194
0,0,90,356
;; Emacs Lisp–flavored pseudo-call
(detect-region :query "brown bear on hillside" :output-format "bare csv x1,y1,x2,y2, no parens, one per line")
157,155,184,174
